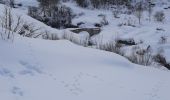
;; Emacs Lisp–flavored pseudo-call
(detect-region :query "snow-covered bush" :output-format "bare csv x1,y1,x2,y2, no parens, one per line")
28,6,40,19
100,15,109,26
37,0,59,13
118,17,136,27
128,46,153,66
42,31,60,40
18,23,42,38
75,0,90,8
134,2,144,24
35,0,72,28
113,9,120,18
28,3,74,29
97,40,124,56
47,5,73,28
147,0,153,21
0,0,15,7
0,6,15,41
0,5,43,40
153,53,170,70
63,30,90,47
154,11,165,22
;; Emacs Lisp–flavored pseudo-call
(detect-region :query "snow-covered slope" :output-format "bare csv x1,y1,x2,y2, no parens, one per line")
63,1,170,63
1,35,170,100
7,0,170,64
1,0,170,100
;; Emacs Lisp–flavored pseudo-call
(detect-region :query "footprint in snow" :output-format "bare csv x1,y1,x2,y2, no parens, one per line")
19,70,34,76
11,86,24,96
84,73,104,82
146,81,165,100
61,79,83,96
0,67,14,78
19,60,42,75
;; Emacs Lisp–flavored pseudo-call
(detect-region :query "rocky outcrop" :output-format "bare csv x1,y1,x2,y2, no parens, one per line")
70,28,101,37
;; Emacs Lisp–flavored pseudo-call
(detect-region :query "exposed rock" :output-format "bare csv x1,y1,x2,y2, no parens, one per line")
117,39,136,46
70,28,101,37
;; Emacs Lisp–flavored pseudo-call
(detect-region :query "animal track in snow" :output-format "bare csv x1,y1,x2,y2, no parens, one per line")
11,86,24,96
19,60,42,75
145,80,165,100
61,72,104,95
0,64,14,78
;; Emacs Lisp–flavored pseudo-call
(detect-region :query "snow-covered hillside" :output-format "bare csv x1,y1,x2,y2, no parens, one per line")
1,35,170,100
1,0,170,100
63,1,170,63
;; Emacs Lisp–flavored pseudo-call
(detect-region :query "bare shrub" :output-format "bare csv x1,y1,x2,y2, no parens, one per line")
152,48,170,69
75,0,131,9
75,12,85,18
134,2,144,24
153,53,170,70
47,5,73,29
13,15,23,32
153,53,166,66
158,36,167,44
147,0,153,21
154,11,165,22
0,6,41,41
42,31,60,40
118,17,136,27
113,9,120,18
126,18,136,27
100,15,109,26
28,6,40,19
97,40,124,56
0,6,14,41
128,45,153,66
18,23,42,38
29,3,74,29
63,31,90,47
75,0,90,8
90,35,103,47
138,40,144,44
2,0,15,8
37,0,59,16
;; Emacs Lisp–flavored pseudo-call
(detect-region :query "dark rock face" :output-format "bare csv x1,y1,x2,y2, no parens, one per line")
117,39,136,46
70,28,101,37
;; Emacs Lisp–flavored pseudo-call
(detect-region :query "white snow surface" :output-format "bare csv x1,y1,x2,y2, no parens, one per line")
0,0,170,100
1,35,170,100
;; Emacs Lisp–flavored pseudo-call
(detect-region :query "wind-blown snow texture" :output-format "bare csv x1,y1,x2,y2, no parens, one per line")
0,0,170,100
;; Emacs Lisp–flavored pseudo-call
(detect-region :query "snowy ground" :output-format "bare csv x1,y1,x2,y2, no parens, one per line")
1,36,170,100
0,0,170,100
